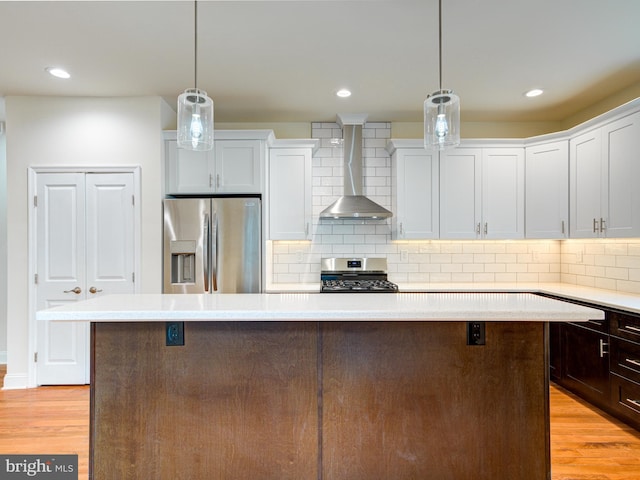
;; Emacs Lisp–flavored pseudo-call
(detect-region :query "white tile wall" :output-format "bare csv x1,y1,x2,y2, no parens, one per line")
269,122,640,295
561,239,640,294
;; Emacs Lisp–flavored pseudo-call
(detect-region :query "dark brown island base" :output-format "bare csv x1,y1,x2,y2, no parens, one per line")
93,321,543,479
37,293,603,480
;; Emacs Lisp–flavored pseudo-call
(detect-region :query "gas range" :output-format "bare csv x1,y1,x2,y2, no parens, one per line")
320,258,399,293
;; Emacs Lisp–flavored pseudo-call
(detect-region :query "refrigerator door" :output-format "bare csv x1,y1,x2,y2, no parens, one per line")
211,197,261,293
163,198,211,293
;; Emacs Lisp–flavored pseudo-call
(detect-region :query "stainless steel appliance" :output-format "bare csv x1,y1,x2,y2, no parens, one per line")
163,197,261,293
320,257,398,292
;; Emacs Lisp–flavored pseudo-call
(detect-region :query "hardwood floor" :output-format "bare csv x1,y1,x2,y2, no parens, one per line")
1,367,639,480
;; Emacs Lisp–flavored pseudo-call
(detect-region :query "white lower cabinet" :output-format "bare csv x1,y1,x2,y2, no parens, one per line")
570,111,640,238
389,142,439,239
440,146,524,239
268,141,317,240
525,140,569,238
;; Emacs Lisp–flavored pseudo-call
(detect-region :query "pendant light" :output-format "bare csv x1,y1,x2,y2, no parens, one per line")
177,1,214,151
424,0,460,150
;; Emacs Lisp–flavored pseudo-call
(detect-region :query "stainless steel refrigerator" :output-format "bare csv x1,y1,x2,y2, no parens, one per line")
163,197,261,293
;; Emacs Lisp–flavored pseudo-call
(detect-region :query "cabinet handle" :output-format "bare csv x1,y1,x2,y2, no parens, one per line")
63,287,82,294
600,218,606,233
627,398,640,409
599,339,609,358
561,220,565,235
399,222,404,235
624,325,640,333
209,174,213,188
626,358,640,368
593,218,598,233
89,287,103,294
476,223,481,235
216,174,220,188
305,222,309,237
484,223,488,235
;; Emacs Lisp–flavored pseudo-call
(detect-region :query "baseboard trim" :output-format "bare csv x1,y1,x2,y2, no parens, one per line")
2,373,28,390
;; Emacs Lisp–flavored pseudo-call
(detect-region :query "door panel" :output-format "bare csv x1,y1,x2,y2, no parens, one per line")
86,173,135,297
36,173,87,385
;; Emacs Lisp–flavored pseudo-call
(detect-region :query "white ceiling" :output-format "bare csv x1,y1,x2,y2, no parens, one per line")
1,0,639,124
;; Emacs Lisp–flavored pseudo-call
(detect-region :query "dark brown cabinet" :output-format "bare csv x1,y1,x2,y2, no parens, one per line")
561,322,610,409
609,312,640,430
549,302,640,431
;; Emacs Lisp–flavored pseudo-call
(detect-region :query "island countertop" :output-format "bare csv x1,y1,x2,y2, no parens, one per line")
36,292,604,322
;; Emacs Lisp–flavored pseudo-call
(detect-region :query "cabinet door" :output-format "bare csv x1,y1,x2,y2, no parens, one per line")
569,129,602,238
215,140,262,193
269,148,312,240
482,148,525,239
393,149,439,239
165,139,215,194
562,323,610,409
525,141,569,238
603,111,640,238
440,148,482,239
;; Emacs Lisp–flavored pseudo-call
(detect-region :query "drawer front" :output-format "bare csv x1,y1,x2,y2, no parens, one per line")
610,311,640,342
569,318,608,334
610,337,640,384
610,374,640,430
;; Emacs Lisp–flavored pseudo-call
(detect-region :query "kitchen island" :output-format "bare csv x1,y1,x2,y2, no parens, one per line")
38,292,603,480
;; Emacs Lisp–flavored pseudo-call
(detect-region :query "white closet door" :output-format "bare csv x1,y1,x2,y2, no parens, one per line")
36,172,135,385
85,173,135,297
36,172,88,385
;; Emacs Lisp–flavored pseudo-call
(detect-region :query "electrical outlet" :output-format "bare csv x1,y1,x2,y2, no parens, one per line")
166,322,184,346
467,322,486,346
295,250,304,263
400,250,409,262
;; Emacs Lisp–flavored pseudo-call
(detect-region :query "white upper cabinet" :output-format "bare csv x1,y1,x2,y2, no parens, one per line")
164,131,272,195
440,146,524,239
525,140,569,239
481,148,525,239
602,111,640,238
267,140,318,240
389,142,439,240
268,144,315,240
570,111,640,238
569,128,602,237
165,139,215,194
439,148,482,239
214,140,262,193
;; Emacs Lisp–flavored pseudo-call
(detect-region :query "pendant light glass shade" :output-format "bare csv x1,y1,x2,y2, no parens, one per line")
424,89,460,150
177,88,214,151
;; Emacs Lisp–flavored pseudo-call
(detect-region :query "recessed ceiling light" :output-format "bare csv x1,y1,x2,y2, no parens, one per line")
46,67,71,79
525,88,544,98
336,89,351,98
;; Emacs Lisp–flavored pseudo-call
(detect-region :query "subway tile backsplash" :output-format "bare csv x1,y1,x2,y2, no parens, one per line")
268,122,640,296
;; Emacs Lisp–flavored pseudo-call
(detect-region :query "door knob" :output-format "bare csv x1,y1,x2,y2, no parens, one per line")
89,287,103,294
64,287,82,294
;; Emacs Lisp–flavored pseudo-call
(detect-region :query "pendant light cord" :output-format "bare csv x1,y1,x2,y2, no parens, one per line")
438,0,442,91
194,0,198,90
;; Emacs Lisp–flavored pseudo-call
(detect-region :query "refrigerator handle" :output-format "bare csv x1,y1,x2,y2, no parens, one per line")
211,211,218,291
203,213,210,292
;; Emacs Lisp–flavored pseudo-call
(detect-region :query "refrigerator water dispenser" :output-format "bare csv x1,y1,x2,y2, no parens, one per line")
170,240,196,284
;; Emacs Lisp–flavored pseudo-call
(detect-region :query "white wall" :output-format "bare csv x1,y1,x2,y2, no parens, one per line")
0,97,7,363
3,96,165,388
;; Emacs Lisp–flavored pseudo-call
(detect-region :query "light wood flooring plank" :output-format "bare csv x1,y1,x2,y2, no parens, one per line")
1,370,640,480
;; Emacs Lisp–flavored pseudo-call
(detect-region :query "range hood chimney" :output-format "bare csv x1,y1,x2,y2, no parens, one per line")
319,114,393,220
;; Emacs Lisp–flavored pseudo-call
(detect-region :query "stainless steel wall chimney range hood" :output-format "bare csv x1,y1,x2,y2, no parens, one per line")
319,115,392,220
